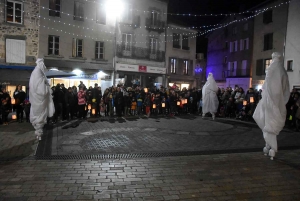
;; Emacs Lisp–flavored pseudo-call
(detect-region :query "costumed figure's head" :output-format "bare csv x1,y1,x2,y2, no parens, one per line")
36,58,47,73
271,52,282,62
207,72,214,80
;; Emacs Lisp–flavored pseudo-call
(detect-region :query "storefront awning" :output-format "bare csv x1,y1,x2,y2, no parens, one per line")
0,65,34,70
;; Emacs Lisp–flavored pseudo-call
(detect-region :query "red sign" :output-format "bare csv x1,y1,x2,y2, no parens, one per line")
138,65,147,72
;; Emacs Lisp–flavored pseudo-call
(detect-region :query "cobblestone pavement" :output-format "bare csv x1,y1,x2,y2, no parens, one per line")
0,150,300,201
0,121,35,160
47,115,300,156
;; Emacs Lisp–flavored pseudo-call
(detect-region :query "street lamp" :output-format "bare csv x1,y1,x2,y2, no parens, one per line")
105,0,124,86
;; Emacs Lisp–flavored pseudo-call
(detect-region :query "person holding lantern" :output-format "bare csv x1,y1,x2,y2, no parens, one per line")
29,58,55,140
13,85,26,123
253,52,290,160
202,73,219,120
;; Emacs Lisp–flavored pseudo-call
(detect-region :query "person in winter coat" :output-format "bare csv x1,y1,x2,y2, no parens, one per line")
1,88,11,125
77,86,86,119
13,85,26,122
253,52,290,160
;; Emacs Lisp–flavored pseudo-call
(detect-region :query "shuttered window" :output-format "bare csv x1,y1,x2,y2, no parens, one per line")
74,1,84,21
256,59,264,76
6,39,26,64
72,38,83,57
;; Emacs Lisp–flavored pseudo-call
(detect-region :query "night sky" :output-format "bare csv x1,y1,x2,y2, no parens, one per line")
167,0,265,54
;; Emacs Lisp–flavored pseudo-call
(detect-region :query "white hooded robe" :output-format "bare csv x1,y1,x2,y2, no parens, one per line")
253,52,290,152
29,58,55,136
202,73,219,115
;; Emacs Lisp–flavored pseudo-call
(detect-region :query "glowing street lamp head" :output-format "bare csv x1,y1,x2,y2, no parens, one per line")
105,0,124,19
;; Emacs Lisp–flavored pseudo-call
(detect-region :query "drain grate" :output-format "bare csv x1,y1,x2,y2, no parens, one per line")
34,145,300,160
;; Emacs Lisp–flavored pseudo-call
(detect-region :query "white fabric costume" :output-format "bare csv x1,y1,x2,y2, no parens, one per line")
29,58,55,140
202,73,219,120
253,52,290,160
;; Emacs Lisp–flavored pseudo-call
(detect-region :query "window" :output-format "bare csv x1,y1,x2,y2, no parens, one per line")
232,27,237,35
183,60,189,75
96,4,106,24
256,58,272,75
287,60,293,71
170,58,177,74
122,33,132,51
49,0,61,17
263,10,272,24
48,35,59,55
243,23,248,31
74,1,84,21
173,33,180,49
233,41,238,52
240,38,249,50
224,27,228,37
182,35,189,50
150,38,157,54
224,56,227,64
264,33,273,51
72,38,83,57
228,61,237,76
122,3,132,23
95,41,104,59
151,10,158,26
6,1,23,24
6,39,25,64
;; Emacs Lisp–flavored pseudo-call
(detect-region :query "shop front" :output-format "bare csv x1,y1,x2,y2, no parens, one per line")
0,65,34,96
252,80,265,90
115,63,166,88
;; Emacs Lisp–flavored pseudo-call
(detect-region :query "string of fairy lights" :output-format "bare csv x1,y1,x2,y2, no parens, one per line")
0,0,292,45
21,0,292,17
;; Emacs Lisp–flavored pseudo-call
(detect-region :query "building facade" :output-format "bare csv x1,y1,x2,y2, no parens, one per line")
251,0,289,89
195,53,207,88
115,0,167,88
284,0,300,89
39,0,115,90
165,23,197,90
0,0,39,95
206,15,254,90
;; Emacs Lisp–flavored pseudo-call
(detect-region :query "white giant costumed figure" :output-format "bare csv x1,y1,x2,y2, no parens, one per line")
202,73,219,120
253,52,290,160
29,58,55,140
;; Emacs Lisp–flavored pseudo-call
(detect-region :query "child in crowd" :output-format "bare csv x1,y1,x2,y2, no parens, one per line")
137,96,143,116
131,97,137,115
24,99,31,122
99,99,106,117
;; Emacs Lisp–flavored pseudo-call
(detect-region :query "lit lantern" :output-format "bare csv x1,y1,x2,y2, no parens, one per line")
181,99,185,104
92,109,96,115
153,104,156,109
85,106,87,111
184,99,188,104
92,98,96,103
162,103,165,108
243,100,247,106
250,97,254,103
88,104,92,110
11,98,15,105
177,101,180,106
144,88,148,93
12,114,17,120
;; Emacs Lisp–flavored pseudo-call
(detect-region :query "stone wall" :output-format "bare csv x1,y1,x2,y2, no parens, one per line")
0,0,39,66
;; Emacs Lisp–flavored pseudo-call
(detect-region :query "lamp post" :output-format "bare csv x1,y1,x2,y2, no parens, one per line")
105,0,124,87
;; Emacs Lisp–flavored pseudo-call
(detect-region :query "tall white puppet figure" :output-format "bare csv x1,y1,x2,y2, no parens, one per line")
202,73,219,120
29,58,55,140
253,52,290,160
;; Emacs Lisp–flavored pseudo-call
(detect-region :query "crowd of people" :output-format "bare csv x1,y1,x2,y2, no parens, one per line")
0,82,299,130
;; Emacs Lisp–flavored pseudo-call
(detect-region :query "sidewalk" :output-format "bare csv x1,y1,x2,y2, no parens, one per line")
0,115,300,200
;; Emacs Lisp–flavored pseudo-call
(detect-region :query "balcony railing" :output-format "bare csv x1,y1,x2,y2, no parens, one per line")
224,69,251,77
145,18,165,33
116,44,165,62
